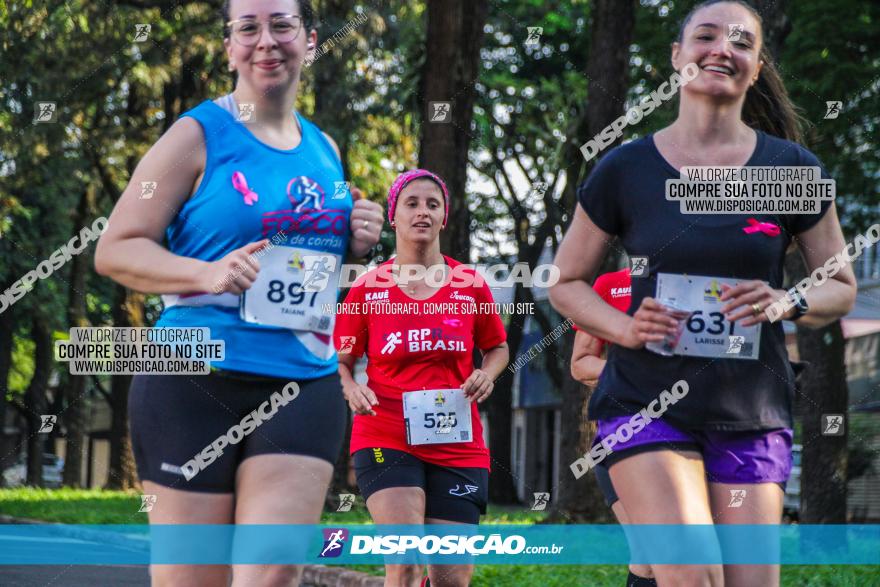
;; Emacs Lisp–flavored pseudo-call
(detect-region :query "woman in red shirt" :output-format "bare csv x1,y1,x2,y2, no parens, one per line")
335,170,509,587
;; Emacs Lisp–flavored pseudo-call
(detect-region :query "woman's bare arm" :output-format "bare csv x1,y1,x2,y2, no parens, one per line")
94,118,265,295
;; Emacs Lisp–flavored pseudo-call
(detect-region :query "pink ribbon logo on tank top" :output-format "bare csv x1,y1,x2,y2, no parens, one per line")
742,218,780,237
232,171,259,206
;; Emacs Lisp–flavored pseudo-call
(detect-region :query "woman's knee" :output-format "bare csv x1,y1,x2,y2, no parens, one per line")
428,564,472,587
384,563,423,586
234,564,303,587
653,563,723,587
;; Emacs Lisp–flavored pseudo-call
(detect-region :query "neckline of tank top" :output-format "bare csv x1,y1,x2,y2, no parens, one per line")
211,94,306,154
646,129,767,178
383,254,454,304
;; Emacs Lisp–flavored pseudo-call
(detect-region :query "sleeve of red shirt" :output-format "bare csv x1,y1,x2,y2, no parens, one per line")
473,280,507,351
333,283,368,357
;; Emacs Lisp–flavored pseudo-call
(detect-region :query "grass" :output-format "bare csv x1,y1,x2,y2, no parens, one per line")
0,489,875,586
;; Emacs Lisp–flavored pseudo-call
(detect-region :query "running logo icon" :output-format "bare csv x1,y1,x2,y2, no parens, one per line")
727,335,745,354
629,257,648,277
140,181,157,200
319,528,349,558
336,494,355,512
429,102,451,123
525,27,543,45
34,102,56,123
381,331,402,354
727,23,744,41
139,494,157,513
237,103,256,123
824,101,842,120
434,391,446,407
531,492,550,511
302,255,337,292
332,181,350,200
338,336,356,355
822,414,845,436
38,415,56,433
133,24,151,42
288,176,326,212
728,489,747,508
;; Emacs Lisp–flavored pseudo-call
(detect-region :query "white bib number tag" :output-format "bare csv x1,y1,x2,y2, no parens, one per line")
655,273,761,360
240,246,341,335
403,388,473,446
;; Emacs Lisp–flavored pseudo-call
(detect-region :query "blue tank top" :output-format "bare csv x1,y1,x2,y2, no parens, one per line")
156,99,351,379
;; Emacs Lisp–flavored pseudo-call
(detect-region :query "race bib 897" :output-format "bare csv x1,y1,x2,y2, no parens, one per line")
240,246,341,335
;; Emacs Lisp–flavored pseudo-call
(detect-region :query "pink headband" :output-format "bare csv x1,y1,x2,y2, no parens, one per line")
387,169,450,227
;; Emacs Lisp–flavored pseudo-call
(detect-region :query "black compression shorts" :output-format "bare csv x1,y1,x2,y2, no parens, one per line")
352,447,488,525
129,370,346,493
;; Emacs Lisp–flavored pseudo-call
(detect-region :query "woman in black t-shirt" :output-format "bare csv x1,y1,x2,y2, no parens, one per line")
550,2,856,587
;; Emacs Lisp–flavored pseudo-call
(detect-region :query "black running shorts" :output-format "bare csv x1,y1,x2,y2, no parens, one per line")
129,370,346,493
352,447,488,524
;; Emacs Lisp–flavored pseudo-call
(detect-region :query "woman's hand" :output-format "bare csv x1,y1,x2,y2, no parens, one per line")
720,281,791,327
198,239,269,295
349,187,383,258
343,380,378,415
619,297,681,349
462,368,494,403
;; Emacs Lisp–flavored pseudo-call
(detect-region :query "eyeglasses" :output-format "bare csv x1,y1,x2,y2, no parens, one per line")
227,15,303,46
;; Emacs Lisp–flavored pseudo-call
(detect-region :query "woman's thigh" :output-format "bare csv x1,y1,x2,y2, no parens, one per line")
231,454,334,587
710,481,784,587
609,449,724,586
142,480,235,587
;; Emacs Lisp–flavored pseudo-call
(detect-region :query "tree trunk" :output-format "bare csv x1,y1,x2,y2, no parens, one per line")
418,0,488,261
786,250,849,523
487,292,526,504
549,332,613,523
551,0,635,520
0,305,14,487
62,188,93,488
25,316,52,486
105,285,143,490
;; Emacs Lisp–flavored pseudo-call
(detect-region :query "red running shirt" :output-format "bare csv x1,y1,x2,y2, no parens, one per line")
333,256,507,469
574,268,632,352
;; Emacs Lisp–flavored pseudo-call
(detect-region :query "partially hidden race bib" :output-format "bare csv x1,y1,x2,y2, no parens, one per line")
655,273,761,360
240,245,341,335
403,388,473,446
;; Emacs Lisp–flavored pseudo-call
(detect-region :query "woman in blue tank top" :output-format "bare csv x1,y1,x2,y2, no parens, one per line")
95,1,382,585
551,2,856,587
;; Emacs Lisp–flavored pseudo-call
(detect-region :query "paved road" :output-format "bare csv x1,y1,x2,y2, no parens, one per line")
0,566,323,586
0,565,150,586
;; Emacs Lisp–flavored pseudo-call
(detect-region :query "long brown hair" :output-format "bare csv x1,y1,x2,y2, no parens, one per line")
678,0,804,143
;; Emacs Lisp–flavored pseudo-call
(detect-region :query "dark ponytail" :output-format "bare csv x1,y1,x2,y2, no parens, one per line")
678,0,804,143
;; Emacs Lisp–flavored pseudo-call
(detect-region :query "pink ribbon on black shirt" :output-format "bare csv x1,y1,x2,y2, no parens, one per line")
742,218,780,237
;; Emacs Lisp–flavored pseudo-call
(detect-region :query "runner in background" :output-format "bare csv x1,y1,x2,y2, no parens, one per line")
551,2,855,586
94,1,382,586
569,268,655,586
335,170,509,587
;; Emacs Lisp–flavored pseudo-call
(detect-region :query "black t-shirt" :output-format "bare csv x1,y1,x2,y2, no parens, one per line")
578,131,833,431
